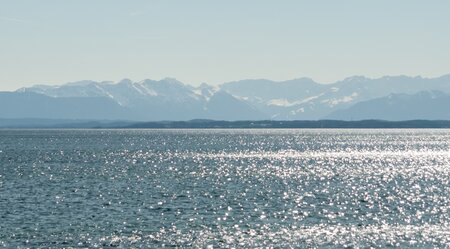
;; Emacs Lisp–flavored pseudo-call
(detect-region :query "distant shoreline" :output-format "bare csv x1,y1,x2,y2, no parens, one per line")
2,119,450,129
125,120,450,129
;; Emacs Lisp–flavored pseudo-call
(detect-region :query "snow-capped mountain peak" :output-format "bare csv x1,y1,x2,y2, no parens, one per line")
11,75,450,121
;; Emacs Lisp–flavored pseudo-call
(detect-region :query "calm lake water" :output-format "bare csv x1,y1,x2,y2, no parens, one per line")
1,129,449,248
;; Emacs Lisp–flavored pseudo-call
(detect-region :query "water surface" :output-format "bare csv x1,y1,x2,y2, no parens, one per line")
1,129,449,248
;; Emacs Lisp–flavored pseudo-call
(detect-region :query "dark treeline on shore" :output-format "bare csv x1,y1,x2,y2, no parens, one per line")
3,119,450,129
126,119,450,129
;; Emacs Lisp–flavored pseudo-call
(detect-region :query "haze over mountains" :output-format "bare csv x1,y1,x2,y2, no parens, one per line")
1,75,450,122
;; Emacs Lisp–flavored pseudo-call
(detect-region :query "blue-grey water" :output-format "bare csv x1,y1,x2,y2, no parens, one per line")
1,129,449,248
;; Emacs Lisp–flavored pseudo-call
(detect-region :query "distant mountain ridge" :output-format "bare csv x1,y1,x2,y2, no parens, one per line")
326,90,450,121
14,78,265,121
3,74,450,121
221,75,450,119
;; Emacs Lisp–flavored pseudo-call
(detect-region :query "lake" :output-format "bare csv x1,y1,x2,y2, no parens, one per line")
1,129,449,248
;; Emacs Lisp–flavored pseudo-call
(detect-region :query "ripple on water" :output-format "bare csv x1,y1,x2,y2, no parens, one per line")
0,129,449,248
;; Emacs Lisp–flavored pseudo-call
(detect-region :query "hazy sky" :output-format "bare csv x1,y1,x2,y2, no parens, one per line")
1,0,450,90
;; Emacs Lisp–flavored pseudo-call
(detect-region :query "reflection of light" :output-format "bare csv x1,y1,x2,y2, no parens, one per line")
98,223,450,247
197,149,450,160
186,149,450,180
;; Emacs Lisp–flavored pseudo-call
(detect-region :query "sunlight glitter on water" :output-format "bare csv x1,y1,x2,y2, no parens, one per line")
96,222,450,248
1,129,450,248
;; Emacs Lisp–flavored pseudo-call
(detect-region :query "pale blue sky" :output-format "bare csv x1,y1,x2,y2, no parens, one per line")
1,0,450,90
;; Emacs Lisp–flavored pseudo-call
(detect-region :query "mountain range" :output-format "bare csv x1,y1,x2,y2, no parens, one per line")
1,75,450,122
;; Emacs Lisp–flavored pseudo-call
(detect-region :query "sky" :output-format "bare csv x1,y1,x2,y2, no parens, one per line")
1,0,450,91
